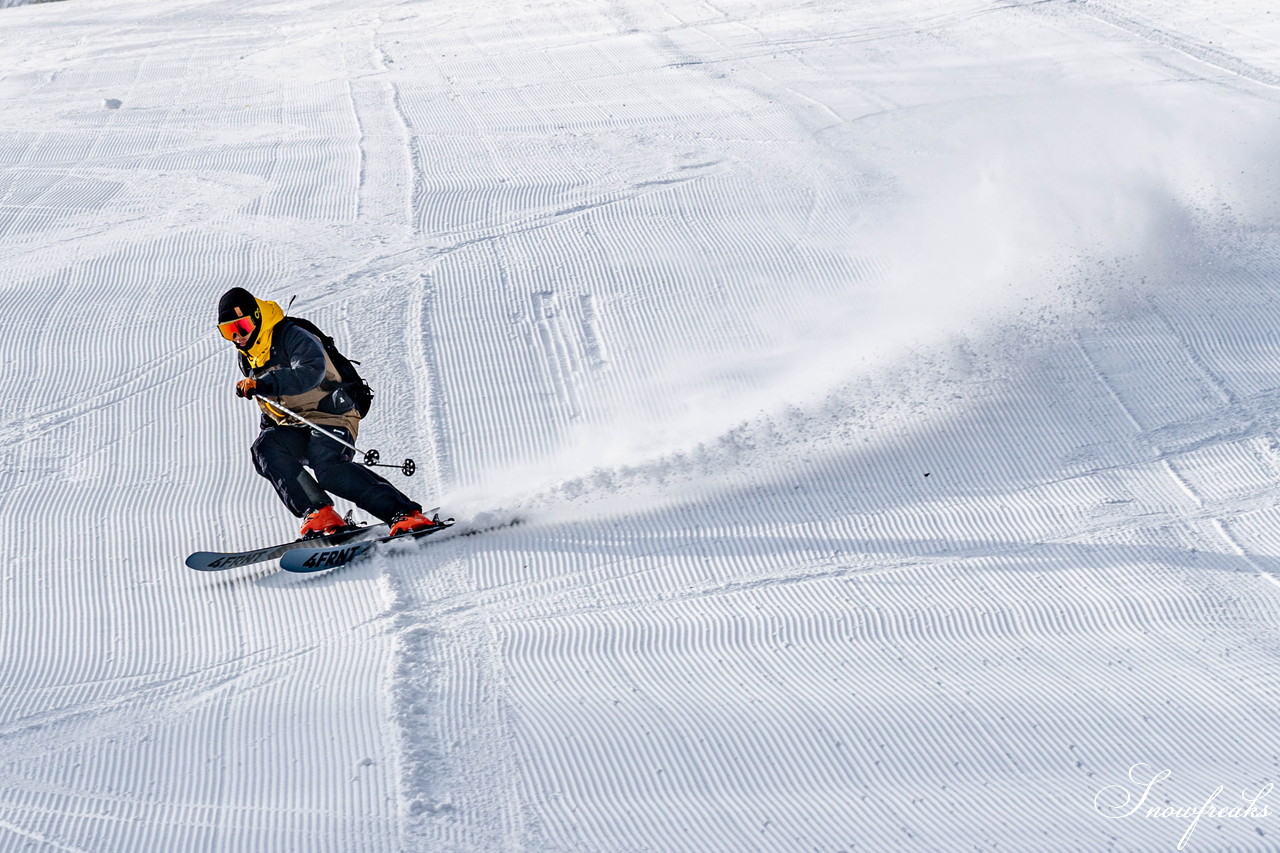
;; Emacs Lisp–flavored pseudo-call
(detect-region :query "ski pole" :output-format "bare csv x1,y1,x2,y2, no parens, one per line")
255,395,417,477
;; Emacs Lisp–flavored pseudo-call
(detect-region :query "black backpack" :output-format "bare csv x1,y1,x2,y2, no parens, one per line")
288,317,374,417
241,316,374,417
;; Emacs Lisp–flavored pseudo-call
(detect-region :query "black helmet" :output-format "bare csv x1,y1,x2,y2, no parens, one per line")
217,287,263,350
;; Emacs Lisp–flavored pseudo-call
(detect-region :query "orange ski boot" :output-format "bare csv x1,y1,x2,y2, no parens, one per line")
299,505,347,539
389,510,438,537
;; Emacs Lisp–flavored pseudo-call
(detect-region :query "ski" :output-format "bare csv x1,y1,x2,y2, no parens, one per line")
185,524,389,571
279,516,455,572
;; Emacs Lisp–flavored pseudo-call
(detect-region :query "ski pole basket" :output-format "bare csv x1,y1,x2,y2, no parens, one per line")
362,448,416,477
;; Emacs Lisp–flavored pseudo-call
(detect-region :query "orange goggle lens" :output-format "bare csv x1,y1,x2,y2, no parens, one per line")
218,316,256,340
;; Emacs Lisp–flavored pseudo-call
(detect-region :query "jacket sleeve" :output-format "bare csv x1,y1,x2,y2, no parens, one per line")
254,325,326,397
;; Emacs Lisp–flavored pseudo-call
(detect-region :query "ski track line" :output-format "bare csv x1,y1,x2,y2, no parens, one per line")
346,36,414,236
1078,280,1280,570
1060,0,1280,90
382,552,530,851
0,819,91,853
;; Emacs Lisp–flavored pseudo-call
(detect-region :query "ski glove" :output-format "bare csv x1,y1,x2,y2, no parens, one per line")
236,378,258,399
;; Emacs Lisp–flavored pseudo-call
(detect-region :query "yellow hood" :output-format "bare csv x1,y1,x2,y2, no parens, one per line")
244,298,285,369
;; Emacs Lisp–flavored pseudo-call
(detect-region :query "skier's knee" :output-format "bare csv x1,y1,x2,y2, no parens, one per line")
252,433,294,478
310,463,346,493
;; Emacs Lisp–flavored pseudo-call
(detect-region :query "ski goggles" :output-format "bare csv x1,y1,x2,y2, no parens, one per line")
218,316,257,340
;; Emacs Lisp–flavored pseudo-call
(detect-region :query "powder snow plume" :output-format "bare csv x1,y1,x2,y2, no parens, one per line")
452,85,1279,517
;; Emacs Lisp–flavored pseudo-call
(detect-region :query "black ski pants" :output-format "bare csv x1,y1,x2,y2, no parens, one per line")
251,424,420,522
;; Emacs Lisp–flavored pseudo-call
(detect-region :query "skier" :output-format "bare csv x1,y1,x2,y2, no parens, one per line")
217,287,437,539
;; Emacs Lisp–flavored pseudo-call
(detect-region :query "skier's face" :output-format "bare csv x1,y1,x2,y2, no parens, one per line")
218,308,257,348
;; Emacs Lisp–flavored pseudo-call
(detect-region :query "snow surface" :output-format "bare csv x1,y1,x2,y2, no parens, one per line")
4,0,1280,850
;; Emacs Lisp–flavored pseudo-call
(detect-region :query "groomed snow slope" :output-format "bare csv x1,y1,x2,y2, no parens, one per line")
4,0,1280,850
